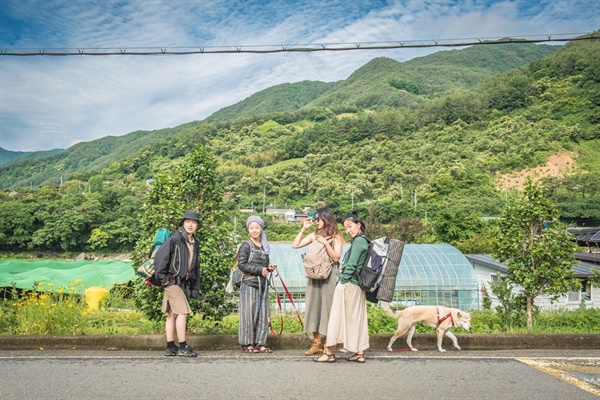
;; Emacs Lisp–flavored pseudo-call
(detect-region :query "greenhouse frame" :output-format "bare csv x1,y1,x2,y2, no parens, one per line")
260,243,480,311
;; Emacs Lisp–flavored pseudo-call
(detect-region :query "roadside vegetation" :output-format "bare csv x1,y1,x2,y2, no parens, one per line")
1,283,599,336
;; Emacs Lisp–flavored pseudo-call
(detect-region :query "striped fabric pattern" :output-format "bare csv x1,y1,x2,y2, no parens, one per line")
376,239,405,302
238,281,270,346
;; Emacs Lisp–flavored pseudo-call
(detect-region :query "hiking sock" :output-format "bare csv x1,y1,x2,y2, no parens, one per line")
167,341,176,349
179,341,187,348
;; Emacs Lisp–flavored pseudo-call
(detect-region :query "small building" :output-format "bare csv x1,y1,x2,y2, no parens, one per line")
568,226,600,252
265,206,295,218
465,253,600,310
293,213,309,222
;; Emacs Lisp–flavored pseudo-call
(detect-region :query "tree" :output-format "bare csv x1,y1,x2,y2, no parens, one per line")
492,181,578,329
132,143,235,321
431,207,484,246
0,199,36,250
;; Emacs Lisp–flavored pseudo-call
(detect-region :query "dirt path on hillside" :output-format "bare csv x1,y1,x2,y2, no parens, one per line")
496,152,578,191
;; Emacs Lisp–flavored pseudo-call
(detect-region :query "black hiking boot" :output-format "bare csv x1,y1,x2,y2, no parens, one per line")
165,346,179,356
177,344,197,357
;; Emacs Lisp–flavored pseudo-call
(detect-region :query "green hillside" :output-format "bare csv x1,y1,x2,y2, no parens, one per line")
199,38,600,227
204,80,335,123
0,43,558,189
0,147,34,165
0,122,203,188
1,38,598,253
310,43,558,110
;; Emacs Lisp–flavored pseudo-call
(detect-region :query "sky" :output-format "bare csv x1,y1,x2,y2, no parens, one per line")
0,0,598,152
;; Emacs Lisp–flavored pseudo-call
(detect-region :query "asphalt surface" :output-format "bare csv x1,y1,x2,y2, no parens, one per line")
0,348,598,399
1,334,599,399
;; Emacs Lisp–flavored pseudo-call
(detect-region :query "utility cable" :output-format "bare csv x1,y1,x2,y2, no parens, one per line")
1,33,598,56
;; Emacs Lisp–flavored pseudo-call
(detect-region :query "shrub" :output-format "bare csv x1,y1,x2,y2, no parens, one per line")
469,309,504,333
86,309,161,334
12,281,88,335
532,307,600,333
367,303,399,334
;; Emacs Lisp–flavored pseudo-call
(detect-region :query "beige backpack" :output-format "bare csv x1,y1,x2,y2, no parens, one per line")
302,238,334,280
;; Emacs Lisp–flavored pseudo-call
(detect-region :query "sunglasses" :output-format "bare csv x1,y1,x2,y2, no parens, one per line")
315,217,321,222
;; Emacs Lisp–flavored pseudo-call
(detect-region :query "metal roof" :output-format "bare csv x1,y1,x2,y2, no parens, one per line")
568,227,600,244
465,254,600,277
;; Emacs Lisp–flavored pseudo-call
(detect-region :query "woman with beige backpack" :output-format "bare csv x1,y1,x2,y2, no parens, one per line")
292,207,344,355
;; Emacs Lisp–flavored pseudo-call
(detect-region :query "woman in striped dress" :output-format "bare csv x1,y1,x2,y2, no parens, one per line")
237,215,277,353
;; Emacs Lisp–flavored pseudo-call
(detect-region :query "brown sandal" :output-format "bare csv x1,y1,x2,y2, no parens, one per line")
313,352,336,363
241,345,257,353
346,353,365,363
254,345,273,353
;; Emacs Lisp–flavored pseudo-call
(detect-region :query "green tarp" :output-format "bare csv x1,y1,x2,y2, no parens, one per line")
0,259,136,293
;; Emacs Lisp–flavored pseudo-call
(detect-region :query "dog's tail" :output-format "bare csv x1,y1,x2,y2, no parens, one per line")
380,301,401,318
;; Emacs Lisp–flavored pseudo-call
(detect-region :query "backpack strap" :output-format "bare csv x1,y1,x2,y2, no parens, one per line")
351,234,372,282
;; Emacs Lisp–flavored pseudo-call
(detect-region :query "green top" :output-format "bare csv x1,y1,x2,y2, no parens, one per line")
339,235,369,285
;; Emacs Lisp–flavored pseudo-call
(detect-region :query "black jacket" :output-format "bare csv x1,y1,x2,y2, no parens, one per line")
154,229,201,298
237,240,269,288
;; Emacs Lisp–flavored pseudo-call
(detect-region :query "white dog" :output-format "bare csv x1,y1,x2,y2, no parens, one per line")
381,302,471,352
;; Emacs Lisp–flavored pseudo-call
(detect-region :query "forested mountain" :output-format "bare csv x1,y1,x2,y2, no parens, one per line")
0,43,557,189
1,38,598,254
0,147,33,165
308,43,558,110
0,122,203,188
204,80,335,123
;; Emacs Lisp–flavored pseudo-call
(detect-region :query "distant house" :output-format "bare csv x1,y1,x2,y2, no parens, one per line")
465,253,600,310
568,227,600,251
265,205,294,218
294,213,309,222
285,210,297,222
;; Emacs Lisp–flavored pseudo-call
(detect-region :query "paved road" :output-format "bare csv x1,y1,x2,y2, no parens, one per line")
1,349,598,399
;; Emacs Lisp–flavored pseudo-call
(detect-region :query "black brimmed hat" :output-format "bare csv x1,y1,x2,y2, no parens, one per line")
180,211,201,226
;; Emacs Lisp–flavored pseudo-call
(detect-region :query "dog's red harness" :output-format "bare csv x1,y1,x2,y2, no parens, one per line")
437,308,455,327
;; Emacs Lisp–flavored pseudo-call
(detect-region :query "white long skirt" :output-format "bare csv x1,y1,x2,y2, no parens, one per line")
324,282,369,354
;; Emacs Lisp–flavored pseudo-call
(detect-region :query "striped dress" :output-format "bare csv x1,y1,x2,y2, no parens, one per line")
237,241,270,346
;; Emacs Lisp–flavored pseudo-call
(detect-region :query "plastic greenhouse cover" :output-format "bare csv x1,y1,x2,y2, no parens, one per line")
0,259,136,293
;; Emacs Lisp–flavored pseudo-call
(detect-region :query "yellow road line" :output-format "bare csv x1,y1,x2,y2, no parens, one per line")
517,358,600,397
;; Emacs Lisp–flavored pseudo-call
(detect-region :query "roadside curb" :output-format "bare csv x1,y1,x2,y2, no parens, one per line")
1,334,599,351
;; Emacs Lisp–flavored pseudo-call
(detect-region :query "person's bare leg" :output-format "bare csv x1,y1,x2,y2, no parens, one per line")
165,310,176,342
176,314,187,343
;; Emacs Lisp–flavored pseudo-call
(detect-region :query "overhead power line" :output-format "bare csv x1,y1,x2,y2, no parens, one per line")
1,32,598,56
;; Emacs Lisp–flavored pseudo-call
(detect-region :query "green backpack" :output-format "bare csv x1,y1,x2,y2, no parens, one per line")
136,228,172,285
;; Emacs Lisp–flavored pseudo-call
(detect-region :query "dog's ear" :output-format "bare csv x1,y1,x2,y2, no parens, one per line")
457,311,462,318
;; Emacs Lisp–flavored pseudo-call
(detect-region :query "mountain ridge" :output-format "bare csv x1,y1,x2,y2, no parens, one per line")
0,42,576,191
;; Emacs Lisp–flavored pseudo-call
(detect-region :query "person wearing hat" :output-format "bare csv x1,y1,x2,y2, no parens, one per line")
237,215,277,353
154,210,202,357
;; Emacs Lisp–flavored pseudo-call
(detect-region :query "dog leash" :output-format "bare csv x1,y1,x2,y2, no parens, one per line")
267,271,310,340
390,336,432,352
265,272,284,336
